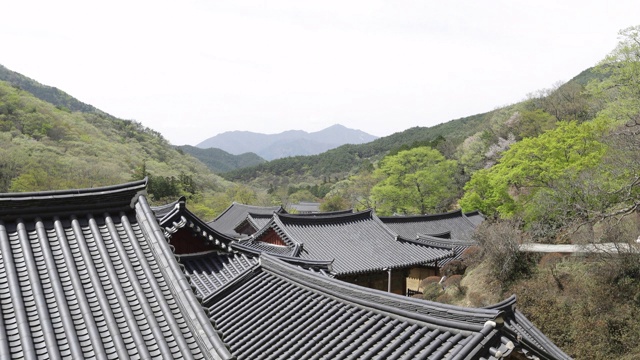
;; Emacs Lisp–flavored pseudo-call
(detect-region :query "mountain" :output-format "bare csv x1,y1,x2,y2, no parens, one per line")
221,110,493,184
196,124,378,160
0,65,229,205
0,64,106,115
177,145,266,173
222,67,602,187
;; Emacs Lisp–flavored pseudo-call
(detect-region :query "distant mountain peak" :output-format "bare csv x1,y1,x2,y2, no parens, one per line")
196,124,378,160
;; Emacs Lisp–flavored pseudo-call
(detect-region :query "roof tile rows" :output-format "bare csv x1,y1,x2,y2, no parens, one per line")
241,210,456,275
199,253,568,360
379,210,479,241
0,180,232,360
179,251,258,299
207,203,284,237
0,181,570,360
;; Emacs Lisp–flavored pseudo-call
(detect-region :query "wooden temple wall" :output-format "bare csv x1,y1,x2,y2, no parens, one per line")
338,270,407,295
169,228,217,255
406,266,438,294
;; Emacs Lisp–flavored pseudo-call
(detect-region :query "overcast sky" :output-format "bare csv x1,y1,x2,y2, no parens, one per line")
2,1,639,145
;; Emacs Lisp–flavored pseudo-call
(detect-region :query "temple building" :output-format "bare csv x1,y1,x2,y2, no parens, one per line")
0,180,233,359
0,180,571,359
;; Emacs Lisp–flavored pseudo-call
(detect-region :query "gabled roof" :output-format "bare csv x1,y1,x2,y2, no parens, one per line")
379,209,480,241
179,251,259,300
416,234,477,268
152,196,236,252
207,202,285,237
239,210,455,275
0,179,233,359
232,212,274,236
485,296,572,360
204,254,556,360
180,250,334,302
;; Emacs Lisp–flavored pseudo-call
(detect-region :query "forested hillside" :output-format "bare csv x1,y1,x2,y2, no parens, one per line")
0,64,103,114
223,66,596,208
0,77,246,219
177,145,266,173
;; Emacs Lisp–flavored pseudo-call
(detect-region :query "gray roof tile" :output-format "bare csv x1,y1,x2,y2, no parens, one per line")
203,254,557,360
0,180,233,360
240,210,455,275
207,203,284,237
380,210,480,241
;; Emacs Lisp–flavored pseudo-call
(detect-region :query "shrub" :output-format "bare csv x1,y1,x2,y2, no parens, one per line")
539,252,565,268
473,219,538,286
441,260,467,276
422,282,443,301
460,246,482,264
444,274,464,294
419,276,443,289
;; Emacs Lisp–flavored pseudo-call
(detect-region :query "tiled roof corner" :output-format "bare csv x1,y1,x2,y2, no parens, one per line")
206,254,525,359
0,178,148,219
0,181,234,360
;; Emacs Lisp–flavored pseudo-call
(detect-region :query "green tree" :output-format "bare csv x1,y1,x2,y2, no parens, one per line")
588,25,640,123
459,119,610,219
320,195,349,212
371,147,458,215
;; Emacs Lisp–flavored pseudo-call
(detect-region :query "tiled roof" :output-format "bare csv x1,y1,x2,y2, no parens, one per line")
485,296,572,360
416,234,477,268
179,251,258,299
465,211,486,227
205,254,546,360
233,240,298,256
379,210,480,241
238,212,273,235
288,201,321,213
291,209,354,216
152,197,236,252
0,179,233,360
207,203,284,237
239,210,455,275
181,251,334,303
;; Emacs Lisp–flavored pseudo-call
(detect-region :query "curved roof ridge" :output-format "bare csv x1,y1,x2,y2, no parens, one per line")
513,310,573,360
209,202,284,223
0,178,148,219
369,210,409,240
259,254,503,331
484,295,573,359
0,178,147,199
464,210,484,217
137,195,236,359
246,211,275,219
208,201,237,223
270,213,302,247
231,240,289,255
277,208,374,224
231,242,333,270
151,196,185,218
378,209,465,222
416,234,477,248
290,208,355,217
422,230,452,238
460,211,481,228
484,294,517,313
159,201,238,247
